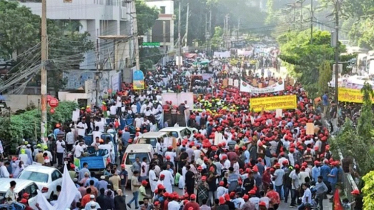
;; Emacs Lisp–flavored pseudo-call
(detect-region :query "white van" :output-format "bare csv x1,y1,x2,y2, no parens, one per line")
122,144,154,182
136,132,168,149
0,178,39,209
159,127,198,140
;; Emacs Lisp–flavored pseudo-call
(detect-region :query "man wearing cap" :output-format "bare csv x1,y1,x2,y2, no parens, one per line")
119,164,128,191
328,162,338,197
183,194,199,210
272,163,285,200
84,194,101,210
127,170,141,209
159,165,174,193
139,180,150,205
351,189,363,210
289,167,300,207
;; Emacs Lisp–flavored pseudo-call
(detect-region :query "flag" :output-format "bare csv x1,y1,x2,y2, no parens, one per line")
333,188,343,210
53,164,81,209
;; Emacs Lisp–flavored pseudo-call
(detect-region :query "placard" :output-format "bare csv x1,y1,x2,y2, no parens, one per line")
275,109,282,118
306,123,314,135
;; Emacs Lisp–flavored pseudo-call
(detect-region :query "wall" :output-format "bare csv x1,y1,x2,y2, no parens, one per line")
145,0,174,14
4,95,41,111
58,92,89,104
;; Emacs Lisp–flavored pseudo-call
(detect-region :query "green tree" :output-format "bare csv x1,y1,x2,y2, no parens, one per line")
210,26,223,50
136,0,159,35
357,83,374,145
318,60,332,96
362,170,374,210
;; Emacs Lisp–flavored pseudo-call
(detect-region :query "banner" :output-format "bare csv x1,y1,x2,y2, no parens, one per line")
250,95,297,112
133,70,145,90
240,79,285,93
333,189,343,210
338,88,369,103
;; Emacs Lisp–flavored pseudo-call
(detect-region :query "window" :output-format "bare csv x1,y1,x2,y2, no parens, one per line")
170,131,178,138
125,153,149,165
52,170,62,181
160,6,166,14
19,171,49,183
25,184,38,198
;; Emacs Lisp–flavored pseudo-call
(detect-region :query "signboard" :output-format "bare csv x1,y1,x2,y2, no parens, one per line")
240,79,285,93
142,42,160,48
133,70,145,90
338,87,373,103
250,95,297,112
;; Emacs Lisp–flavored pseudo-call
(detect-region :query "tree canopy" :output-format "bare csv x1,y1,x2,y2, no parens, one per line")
136,0,159,35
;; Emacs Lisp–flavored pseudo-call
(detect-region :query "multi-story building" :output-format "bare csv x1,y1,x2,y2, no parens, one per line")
144,0,175,53
19,0,133,70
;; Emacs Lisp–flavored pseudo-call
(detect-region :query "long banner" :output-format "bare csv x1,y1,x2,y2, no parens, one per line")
250,95,297,112
338,88,371,103
240,79,285,94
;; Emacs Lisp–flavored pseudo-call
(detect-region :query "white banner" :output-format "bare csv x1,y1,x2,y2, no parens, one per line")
240,79,285,93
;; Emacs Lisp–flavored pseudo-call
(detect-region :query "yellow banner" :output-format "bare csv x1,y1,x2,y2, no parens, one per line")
250,95,297,112
338,88,367,103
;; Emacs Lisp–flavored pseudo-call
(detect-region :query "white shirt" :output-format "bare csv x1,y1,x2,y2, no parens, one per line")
131,104,138,113
92,131,102,142
110,106,117,115
74,144,84,158
302,188,312,204
95,120,105,132
66,132,75,145
56,141,65,153
140,162,148,177
77,122,87,136
134,118,143,128
217,186,228,198
0,165,9,178
290,170,300,189
168,200,180,210
288,153,295,166
274,169,285,186
249,197,260,209
164,151,176,163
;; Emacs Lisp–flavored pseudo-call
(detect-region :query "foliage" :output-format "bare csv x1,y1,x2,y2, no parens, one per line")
277,30,341,98
139,47,162,70
334,83,374,175
318,60,332,96
210,26,223,50
0,101,77,144
357,83,374,145
136,0,159,35
362,170,374,210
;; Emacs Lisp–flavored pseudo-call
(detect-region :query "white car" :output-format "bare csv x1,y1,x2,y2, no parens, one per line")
0,178,38,209
18,165,62,199
122,144,154,183
159,127,198,140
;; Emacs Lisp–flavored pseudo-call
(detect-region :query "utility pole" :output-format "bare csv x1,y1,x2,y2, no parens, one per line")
163,21,166,55
40,0,48,139
95,38,100,107
237,18,240,41
177,0,181,69
334,0,339,107
310,0,314,44
132,0,140,69
185,3,190,47
208,8,212,54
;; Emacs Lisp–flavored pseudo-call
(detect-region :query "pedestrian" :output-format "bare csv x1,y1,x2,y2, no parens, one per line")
127,170,141,209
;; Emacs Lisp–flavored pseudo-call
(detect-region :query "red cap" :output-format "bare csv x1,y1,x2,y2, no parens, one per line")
243,194,249,201
224,194,230,201
201,176,207,181
259,201,267,206
154,201,160,205
219,181,224,186
141,180,148,185
160,174,165,179
219,196,226,205
351,189,360,195
248,190,256,195
190,194,196,200
121,164,125,168
20,199,28,204
166,156,170,160
22,193,29,198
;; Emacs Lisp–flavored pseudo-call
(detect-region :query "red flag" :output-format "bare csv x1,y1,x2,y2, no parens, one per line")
333,188,343,210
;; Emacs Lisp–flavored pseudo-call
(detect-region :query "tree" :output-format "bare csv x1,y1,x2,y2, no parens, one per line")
136,0,159,35
362,170,374,210
318,60,332,96
357,83,374,145
210,26,223,50
0,1,94,93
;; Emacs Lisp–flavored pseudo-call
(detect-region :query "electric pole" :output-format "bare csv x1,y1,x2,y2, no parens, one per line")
163,21,166,55
185,3,190,47
40,0,48,139
310,0,314,44
237,18,240,42
132,0,140,69
177,0,181,69
334,0,339,107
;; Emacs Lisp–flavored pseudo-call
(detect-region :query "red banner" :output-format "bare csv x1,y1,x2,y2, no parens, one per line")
333,189,343,210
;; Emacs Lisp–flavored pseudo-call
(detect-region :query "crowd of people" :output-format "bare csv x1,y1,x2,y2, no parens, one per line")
0,55,364,210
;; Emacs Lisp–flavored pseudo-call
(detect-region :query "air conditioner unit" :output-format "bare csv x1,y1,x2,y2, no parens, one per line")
121,7,127,20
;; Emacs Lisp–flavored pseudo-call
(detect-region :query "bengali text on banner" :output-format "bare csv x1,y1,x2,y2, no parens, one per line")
337,88,373,103
250,95,297,112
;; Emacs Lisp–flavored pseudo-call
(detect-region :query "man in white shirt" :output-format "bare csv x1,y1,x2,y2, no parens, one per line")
216,181,228,198
0,162,10,178
140,158,149,181
56,138,66,166
92,126,102,142
74,142,85,158
273,163,285,200
167,193,180,210
290,168,301,207
77,121,87,137
298,183,312,209
110,105,117,116
66,129,75,152
134,115,143,129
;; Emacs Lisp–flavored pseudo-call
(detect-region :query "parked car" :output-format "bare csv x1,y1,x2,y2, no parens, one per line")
136,132,168,149
18,165,62,199
159,127,198,140
0,178,38,209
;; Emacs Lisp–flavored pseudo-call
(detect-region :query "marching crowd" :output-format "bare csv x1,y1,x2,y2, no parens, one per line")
2,56,363,210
